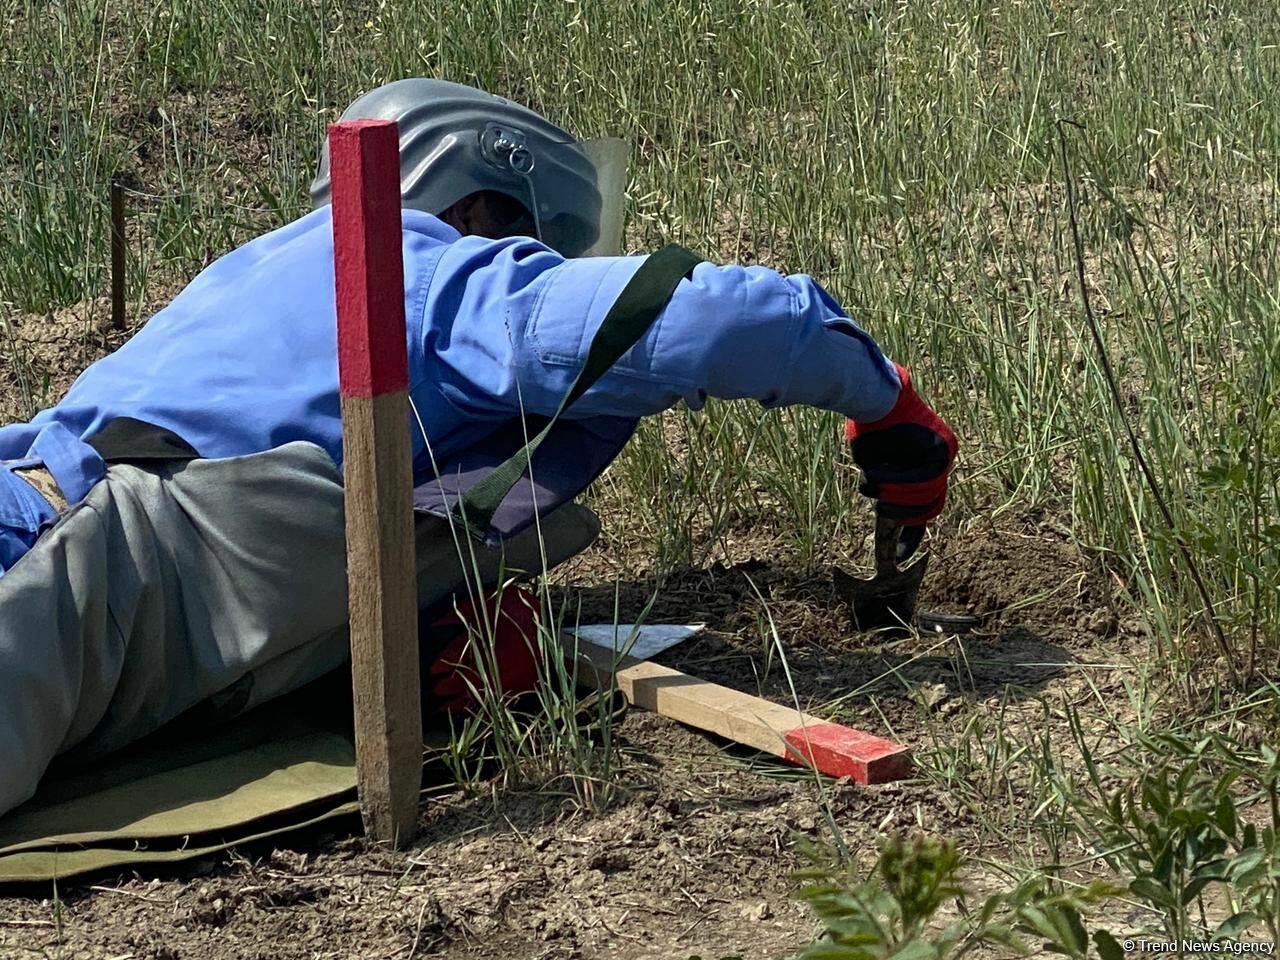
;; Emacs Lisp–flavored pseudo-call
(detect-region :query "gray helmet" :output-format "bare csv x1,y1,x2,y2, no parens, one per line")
311,78,626,258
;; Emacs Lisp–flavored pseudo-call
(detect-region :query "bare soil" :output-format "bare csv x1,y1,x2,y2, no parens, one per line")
0,299,127,425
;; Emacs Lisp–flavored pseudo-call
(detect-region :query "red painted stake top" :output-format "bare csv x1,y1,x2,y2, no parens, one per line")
783,721,912,785
330,119,409,399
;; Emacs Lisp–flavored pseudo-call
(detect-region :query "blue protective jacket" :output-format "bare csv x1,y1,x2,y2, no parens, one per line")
0,207,901,575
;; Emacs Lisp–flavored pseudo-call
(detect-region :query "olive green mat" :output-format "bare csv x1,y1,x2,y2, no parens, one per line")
0,682,366,885
0,677,624,885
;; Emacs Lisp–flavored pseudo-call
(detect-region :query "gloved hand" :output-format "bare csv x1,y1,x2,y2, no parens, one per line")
845,363,957,527
421,588,542,716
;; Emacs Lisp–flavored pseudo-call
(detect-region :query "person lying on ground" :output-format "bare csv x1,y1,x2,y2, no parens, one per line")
0,78,957,817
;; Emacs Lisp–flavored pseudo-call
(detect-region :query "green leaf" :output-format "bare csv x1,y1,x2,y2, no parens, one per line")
1094,929,1125,960
887,939,938,960
1152,847,1174,884
1143,777,1171,818
1129,877,1176,909
1217,769,1241,795
1229,848,1267,880
1201,838,1228,861
1054,906,1089,957
1193,858,1230,880
1016,904,1057,943
802,945,874,960
1169,807,1205,830
932,924,966,954
1180,877,1213,905
977,892,1003,926
1216,913,1259,939
983,924,1031,955
1108,793,1125,827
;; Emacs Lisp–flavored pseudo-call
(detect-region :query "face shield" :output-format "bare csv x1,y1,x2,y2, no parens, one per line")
573,138,628,258
477,123,629,258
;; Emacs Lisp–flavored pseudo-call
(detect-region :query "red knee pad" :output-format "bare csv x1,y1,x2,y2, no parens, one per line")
421,586,543,716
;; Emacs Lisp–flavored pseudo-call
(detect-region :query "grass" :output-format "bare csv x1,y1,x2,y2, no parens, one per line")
421,564,647,812
4,0,1280,949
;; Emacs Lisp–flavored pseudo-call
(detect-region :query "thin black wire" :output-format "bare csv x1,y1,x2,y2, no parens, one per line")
1055,119,1234,674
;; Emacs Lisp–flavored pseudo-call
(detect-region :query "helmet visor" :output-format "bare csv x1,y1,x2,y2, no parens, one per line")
517,135,629,258
574,137,629,257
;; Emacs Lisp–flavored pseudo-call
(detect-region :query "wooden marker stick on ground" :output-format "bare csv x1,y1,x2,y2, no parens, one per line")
577,646,911,785
330,119,422,847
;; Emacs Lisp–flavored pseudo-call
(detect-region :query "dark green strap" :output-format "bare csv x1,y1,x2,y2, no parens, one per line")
451,243,703,540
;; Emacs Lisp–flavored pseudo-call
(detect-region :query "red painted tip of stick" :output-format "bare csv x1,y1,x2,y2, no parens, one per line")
783,721,912,785
330,118,409,400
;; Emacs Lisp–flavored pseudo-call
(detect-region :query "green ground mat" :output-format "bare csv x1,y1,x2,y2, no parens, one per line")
0,673,623,885
0,680,365,885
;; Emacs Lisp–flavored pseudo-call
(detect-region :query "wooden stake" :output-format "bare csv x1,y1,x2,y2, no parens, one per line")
110,179,125,330
576,645,911,785
330,119,422,847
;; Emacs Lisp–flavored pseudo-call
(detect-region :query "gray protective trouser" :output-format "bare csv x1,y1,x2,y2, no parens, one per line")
0,441,598,817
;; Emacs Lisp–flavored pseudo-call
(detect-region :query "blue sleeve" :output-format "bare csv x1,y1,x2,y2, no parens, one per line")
422,236,902,425
0,467,60,577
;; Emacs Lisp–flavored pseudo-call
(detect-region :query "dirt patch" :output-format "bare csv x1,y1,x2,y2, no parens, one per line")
917,517,1126,643
552,510,1135,761
0,273,192,425
0,713,929,960
560,508,1128,678
0,299,126,423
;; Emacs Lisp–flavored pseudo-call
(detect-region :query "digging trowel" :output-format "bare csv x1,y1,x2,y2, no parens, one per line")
833,515,929,633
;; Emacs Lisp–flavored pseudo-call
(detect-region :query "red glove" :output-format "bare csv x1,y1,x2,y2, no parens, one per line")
421,588,542,716
845,364,957,526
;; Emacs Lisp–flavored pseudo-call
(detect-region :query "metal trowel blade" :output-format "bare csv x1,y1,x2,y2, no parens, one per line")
833,552,930,633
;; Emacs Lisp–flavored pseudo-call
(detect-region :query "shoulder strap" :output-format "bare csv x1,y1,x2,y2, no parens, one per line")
450,243,703,540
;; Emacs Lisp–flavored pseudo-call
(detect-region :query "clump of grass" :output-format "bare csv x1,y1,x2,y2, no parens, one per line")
795,705,1280,954
1064,724,1280,942
794,832,1121,960
425,565,642,812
